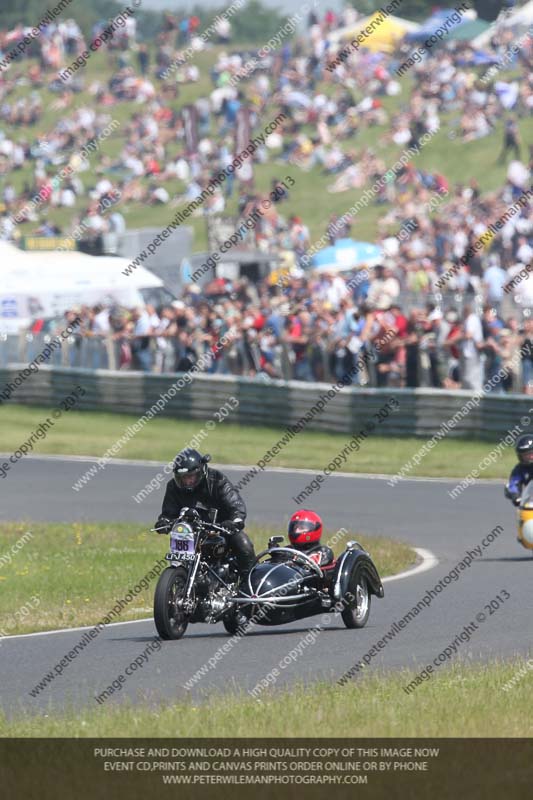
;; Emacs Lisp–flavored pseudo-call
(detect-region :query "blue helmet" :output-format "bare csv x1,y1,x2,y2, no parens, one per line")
516,435,533,465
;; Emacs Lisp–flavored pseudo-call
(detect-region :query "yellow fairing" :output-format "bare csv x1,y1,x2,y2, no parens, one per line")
518,509,533,549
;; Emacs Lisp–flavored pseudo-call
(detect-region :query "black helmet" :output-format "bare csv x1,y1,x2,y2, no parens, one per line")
516,435,533,465
173,448,210,491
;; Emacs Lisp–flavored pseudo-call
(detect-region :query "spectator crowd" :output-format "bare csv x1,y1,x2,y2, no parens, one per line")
1,3,533,392
37,279,533,395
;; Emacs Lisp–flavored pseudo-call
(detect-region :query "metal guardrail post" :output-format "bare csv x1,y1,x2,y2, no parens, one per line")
105,335,117,371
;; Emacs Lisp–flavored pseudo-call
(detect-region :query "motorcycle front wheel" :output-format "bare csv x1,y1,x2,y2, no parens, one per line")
154,566,190,640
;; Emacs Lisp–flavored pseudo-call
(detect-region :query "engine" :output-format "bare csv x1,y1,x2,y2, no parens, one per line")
194,563,237,623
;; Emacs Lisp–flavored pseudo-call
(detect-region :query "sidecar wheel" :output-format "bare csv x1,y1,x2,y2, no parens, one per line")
341,577,370,629
154,566,189,640
223,608,249,636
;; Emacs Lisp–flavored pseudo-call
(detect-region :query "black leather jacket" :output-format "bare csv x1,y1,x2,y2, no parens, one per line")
156,468,246,527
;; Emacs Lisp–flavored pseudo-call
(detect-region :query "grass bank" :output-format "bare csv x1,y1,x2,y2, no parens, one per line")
0,404,515,480
1,660,531,737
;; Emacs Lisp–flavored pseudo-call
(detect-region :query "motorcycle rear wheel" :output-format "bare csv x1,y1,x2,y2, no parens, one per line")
341,577,370,629
154,566,190,640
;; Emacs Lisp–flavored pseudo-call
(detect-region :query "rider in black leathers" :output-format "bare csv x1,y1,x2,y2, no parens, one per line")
155,448,256,579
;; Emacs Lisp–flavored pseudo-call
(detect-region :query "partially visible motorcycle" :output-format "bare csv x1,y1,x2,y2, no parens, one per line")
152,507,384,640
516,482,533,552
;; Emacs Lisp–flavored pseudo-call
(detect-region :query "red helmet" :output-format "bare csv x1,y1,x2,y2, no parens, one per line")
288,510,323,549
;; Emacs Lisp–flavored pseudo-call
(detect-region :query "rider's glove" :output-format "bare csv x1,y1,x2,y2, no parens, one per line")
504,486,520,505
221,519,244,535
504,486,521,505
155,516,172,534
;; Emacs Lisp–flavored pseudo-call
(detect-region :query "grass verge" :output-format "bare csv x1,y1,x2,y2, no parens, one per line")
0,521,413,634
1,660,531,737
0,404,516,480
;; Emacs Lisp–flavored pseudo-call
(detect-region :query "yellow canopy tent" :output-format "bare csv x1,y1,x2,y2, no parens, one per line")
341,13,415,53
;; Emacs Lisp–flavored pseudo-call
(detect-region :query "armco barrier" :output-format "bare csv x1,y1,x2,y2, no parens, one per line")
0,364,531,441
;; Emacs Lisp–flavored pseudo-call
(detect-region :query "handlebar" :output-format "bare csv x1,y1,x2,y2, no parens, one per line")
150,518,233,535
205,521,234,534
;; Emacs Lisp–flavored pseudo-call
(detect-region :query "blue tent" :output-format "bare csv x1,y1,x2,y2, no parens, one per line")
405,9,469,42
455,50,500,67
310,239,383,272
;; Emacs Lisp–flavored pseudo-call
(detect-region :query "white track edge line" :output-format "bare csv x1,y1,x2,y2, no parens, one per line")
2,616,153,641
0,454,503,485
382,547,438,584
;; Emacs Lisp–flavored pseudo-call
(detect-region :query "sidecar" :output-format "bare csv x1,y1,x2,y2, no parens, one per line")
229,540,384,630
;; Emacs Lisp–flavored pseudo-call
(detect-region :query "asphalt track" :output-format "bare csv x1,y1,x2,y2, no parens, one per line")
0,456,531,717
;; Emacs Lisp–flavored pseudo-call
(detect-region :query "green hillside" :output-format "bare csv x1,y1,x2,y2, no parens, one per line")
3,17,530,251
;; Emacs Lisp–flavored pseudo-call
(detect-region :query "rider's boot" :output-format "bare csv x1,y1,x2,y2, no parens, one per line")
230,530,256,588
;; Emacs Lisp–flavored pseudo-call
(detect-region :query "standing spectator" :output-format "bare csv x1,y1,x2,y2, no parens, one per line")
131,307,153,372
521,317,533,394
404,309,423,388
271,177,289,204
500,326,521,393
327,213,351,244
426,307,445,388
92,304,110,335
219,143,235,198
174,329,197,372
483,255,507,310
189,15,201,36
498,116,521,163
289,216,311,262
286,310,312,381
371,308,401,387
481,306,504,391
153,306,174,373
215,17,232,44
179,17,190,44
460,304,484,391
516,235,533,266
324,9,338,31
137,44,149,76
367,265,400,310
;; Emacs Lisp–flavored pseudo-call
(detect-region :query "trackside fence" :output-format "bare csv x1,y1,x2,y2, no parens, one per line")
1,365,532,441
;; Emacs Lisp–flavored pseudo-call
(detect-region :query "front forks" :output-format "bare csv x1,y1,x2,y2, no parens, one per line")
176,555,201,614
179,556,240,616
